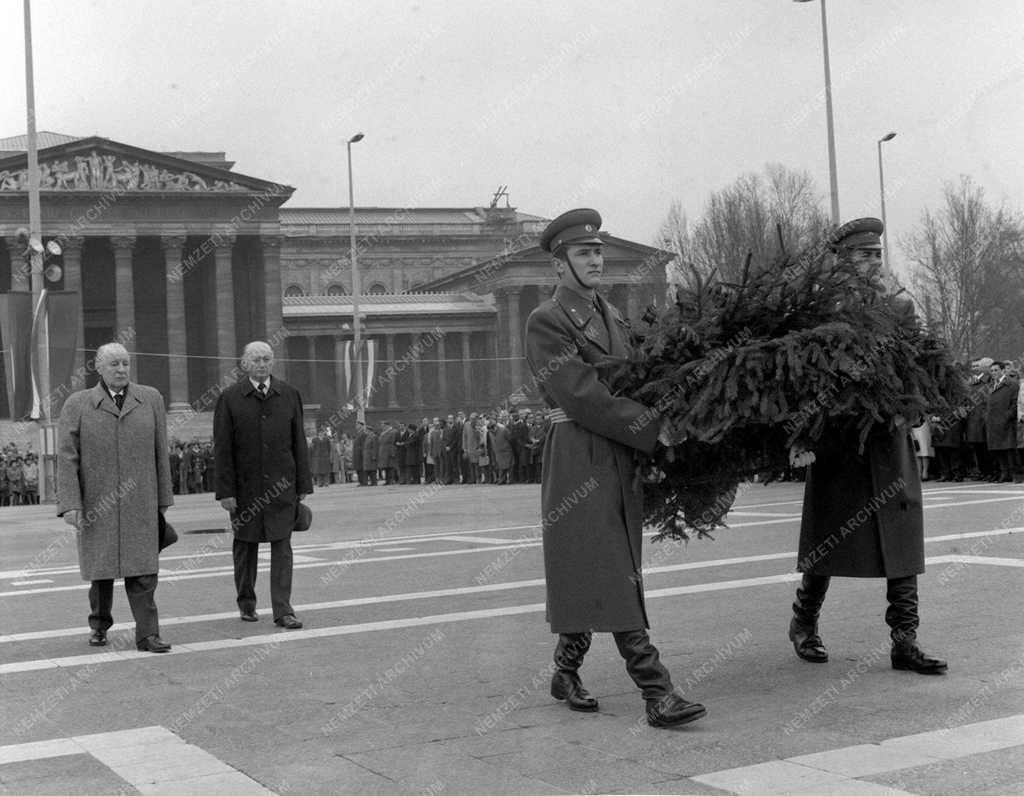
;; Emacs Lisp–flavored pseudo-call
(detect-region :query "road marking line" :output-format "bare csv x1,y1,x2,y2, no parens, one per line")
691,714,1024,795
9,579,53,586
0,725,275,793
432,535,524,544
6,548,1017,673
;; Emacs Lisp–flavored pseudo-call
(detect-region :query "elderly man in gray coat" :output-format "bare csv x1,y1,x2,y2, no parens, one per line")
57,342,174,653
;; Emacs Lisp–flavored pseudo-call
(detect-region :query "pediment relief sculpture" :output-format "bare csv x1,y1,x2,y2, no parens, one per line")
0,150,248,192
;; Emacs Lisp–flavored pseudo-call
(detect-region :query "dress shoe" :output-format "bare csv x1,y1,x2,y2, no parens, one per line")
136,635,171,653
892,643,947,674
275,614,303,629
789,618,829,662
646,693,707,728
550,670,599,712
89,629,107,647
239,609,258,622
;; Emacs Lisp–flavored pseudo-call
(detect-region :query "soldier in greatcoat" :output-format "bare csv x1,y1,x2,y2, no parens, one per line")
214,341,312,629
789,218,946,674
57,342,174,652
525,208,706,728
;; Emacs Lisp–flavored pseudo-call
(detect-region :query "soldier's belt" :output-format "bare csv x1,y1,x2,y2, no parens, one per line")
548,408,571,424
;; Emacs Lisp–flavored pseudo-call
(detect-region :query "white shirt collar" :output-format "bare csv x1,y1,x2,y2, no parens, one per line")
250,376,271,392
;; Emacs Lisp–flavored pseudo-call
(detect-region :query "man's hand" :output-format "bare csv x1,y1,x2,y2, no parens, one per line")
63,510,82,530
658,416,686,448
789,445,816,468
219,498,237,512
298,493,308,502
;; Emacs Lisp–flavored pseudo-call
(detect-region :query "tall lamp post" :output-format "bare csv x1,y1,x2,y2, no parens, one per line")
346,132,365,423
794,0,840,225
23,0,56,500
877,131,897,272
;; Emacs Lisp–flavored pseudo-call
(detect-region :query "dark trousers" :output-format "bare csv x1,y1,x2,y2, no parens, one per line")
233,538,294,621
89,574,159,642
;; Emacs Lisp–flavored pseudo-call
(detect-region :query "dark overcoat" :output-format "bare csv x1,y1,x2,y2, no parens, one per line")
378,426,398,469
362,430,379,469
352,429,366,471
799,425,924,578
526,285,659,633
57,383,173,580
213,378,312,543
311,436,332,476
986,377,1019,450
964,375,989,444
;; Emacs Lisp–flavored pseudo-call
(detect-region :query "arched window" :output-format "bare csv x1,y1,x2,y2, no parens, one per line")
326,283,347,296
284,284,304,297
367,283,388,295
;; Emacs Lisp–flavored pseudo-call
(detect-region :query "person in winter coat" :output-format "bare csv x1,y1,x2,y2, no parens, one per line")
214,341,312,630
526,208,705,729
57,342,174,653
985,361,1019,482
788,218,946,676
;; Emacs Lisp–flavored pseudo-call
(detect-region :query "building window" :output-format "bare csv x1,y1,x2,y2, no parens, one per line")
326,283,347,296
285,284,304,297
367,283,388,295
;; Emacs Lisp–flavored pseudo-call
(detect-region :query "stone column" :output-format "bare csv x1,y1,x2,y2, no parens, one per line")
262,236,286,381
61,236,86,386
110,235,136,349
161,235,190,412
385,334,398,407
461,332,472,405
3,237,30,291
213,233,237,382
436,332,448,405
506,287,524,395
307,335,318,404
411,349,423,410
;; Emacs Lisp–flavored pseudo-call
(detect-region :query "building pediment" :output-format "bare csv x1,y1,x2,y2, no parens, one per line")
0,136,292,200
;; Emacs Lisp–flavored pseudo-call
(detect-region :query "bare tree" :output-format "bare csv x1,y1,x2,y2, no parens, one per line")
903,176,1024,360
658,163,829,288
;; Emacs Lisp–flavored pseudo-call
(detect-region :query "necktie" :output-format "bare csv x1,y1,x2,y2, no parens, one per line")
114,392,124,411
257,382,267,399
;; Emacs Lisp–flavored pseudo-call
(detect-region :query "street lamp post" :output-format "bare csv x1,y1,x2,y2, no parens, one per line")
23,0,56,500
795,0,840,225
877,131,897,272
346,133,365,423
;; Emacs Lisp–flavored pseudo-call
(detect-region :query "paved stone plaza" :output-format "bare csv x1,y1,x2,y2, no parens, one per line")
1,481,1022,794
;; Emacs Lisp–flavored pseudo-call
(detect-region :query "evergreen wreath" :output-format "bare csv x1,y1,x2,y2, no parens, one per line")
612,243,962,541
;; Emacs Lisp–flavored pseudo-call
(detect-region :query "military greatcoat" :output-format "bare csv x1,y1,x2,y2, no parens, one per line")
799,425,924,578
526,285,659,633
57,382,173,580
213,378,312,543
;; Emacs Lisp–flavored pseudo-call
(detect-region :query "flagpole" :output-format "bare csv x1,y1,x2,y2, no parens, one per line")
24,0,54,501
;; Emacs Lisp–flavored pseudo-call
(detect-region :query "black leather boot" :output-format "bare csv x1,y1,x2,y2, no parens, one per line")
790,573,830,662
613,629,706,728
887,576,947,674
551,633,598,712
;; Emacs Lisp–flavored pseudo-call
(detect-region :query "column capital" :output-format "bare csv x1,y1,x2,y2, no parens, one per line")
161,234,187,251
213,231,237,248
110,235,137,252
61,235,85,254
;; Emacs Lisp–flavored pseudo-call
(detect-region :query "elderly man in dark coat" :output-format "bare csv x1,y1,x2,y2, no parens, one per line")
789,218,946,675
214,341,312,629
526,209,706,729
57,342,174,652
352,421,366,485
985,361,1019,482
378,420,398,485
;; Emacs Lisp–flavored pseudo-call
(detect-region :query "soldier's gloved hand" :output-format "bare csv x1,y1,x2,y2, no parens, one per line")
789,445,816,468
62,510,82,530
219,497,237,512
658,416,686,448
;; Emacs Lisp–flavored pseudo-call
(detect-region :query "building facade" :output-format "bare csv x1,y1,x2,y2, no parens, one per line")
0,134,670,431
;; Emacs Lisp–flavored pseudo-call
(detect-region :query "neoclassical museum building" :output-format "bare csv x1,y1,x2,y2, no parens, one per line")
0,132,670,431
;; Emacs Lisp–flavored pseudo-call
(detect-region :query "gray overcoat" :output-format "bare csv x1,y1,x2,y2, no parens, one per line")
57,382,173,580
526,286,659,633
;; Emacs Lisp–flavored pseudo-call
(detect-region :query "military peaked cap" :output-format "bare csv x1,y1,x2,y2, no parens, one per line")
827,217,884,251
540,208,606,252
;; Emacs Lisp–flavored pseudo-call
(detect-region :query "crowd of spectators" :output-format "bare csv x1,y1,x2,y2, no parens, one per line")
0,442,40,505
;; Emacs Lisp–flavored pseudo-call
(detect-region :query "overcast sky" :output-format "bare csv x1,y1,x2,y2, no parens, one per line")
1,0,1021,278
